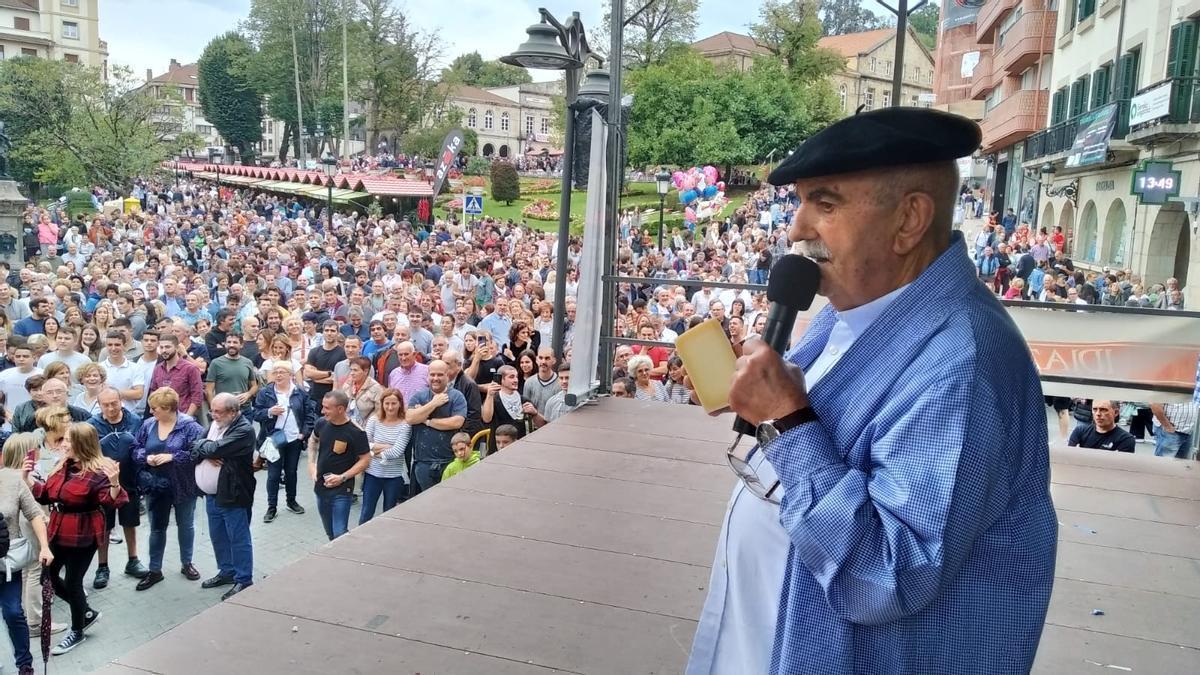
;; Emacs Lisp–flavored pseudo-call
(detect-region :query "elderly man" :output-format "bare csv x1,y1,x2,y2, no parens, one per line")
386,340,429,404
191,392,257,600
88,387,149,588
688,108,1057,675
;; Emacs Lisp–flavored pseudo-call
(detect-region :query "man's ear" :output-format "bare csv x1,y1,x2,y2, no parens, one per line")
892,191,936,256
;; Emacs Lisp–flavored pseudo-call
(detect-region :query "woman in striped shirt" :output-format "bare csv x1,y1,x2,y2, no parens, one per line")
360,389,411,525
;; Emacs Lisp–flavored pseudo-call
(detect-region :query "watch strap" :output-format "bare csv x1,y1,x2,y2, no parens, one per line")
772,406,818,434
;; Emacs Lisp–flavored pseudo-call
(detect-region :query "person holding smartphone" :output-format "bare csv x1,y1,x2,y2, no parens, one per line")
466,334,504,387
481,366,535,455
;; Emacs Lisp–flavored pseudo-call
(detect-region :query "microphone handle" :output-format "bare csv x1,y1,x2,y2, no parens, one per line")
732,304,799,437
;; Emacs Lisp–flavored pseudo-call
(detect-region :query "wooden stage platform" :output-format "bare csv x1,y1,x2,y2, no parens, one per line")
102,399,1199,674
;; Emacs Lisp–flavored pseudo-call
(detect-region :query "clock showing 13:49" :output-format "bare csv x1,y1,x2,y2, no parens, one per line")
1131,160,1182,205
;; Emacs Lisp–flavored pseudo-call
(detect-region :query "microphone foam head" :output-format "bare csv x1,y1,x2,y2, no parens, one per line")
767,255,821,310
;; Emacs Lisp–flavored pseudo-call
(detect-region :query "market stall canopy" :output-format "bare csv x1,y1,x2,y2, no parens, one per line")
166,162,431,199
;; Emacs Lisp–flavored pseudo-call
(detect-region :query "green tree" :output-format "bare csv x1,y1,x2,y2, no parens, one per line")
399,124,477,158
198,33,263,160
626,50,838,168
443,51,531,87
907,3,939,50
597,0,699,69
0,58,183,192
752,0,845,82
490,161,520,205
818,0,888,36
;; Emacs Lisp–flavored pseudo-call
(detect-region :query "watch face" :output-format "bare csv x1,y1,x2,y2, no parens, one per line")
755,421,780,448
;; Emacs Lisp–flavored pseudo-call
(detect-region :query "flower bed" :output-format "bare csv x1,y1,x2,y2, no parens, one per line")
520,179,560,194
462,175,488,187
442,198,463,211
522,198,558,221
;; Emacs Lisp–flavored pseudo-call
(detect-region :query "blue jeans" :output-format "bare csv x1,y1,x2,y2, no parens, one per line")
206,496,253,585
266,439,304,508
1,571,31,668
359,473,406,525
1154,428,1193,459
147,493,196,572
315,491,353,540
411,461,446,494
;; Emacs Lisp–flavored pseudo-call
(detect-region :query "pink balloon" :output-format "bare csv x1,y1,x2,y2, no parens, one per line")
685,207,696,221
704,165,718,183
717,181,726,192
672,171,685,188
683,175,698,191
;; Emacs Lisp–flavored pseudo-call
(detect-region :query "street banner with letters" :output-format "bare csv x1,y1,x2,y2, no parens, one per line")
431,128,465,196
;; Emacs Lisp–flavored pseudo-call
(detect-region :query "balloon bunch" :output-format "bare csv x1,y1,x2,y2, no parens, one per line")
672,165,728,225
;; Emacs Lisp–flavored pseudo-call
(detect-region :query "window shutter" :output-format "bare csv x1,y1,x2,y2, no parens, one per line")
1051,89,1066,124
1091,67,1109,108
1115,51,1139,100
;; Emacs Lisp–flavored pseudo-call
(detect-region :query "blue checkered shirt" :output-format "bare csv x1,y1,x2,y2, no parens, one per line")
765,233,1058,674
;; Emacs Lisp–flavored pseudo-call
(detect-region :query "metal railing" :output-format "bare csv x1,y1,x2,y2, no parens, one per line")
1025,99,1130,161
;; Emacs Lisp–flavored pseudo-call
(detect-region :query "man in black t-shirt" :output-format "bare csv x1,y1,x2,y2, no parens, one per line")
305,321,347,404
468,333,505,386
1068,400,1135,453
307,390,370,540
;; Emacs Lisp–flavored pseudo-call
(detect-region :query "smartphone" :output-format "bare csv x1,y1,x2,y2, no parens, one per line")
492,371,504,384
24,448,37,465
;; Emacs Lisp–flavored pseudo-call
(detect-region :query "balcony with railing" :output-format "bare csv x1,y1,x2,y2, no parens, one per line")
980,89,1048,152
976,0,1019,44
969,51,997,100
1127,76,1200,144
995,10,1057,76
1024,99,1131,162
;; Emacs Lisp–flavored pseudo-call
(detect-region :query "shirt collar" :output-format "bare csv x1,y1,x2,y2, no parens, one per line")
833,282,911,341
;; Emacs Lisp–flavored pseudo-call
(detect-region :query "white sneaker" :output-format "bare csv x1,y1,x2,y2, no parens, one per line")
28,621,68,637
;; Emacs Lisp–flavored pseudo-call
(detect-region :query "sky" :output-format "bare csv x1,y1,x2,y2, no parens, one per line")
101,0,781,83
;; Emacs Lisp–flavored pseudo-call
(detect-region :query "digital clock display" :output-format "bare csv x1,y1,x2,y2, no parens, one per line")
1130,161,1182,206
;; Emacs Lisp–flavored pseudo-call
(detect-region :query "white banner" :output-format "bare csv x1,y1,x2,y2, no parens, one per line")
567,109,608,402
1130,81,1172,127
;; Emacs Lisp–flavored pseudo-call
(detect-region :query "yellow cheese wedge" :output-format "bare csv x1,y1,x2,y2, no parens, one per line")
673,317,736,413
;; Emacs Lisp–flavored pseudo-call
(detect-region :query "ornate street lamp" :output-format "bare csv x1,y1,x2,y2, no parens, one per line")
655,168,671,251
321,150,338,230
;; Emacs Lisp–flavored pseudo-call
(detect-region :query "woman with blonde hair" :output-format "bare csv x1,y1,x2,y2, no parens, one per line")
258,334,304,384
361,388,410,524
91,301,115,336
26,423,126,655
0,432,56,667
131,387,204,592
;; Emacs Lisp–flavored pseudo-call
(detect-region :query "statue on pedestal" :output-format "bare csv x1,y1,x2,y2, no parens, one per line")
0,121,11,180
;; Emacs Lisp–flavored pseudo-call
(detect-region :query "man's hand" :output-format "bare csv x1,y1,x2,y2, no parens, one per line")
236,392,252,405
484,383,500,396
431,392,450,407
521,401,537,416
728,339,809,426
323,473,345,488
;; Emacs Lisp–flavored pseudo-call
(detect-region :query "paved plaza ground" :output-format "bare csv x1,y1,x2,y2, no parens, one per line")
0,457,337,674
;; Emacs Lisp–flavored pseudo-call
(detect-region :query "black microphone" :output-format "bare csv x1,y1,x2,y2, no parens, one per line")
732,255,821,437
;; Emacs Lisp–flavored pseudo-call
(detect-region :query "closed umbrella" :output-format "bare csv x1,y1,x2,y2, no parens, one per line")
40,567,53,672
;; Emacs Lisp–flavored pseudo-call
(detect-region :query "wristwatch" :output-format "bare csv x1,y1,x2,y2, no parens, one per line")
755,407,819,447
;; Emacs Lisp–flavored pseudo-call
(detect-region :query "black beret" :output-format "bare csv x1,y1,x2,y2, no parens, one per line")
767,107,981,186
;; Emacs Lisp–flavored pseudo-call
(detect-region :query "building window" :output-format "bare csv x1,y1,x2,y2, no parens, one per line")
467,108,476,128
839,85,847,111
62,0,79,6
863,88,875,111
14,17,29,31
62,21,79,40
524,115,534,136
870,57,877,73
884,60,892,76
21,48,36,57
64,53,78,64
484,109,493,130
500,111,509,131
985,88,1003,112
539,117,549,134
883,90,891,108
185,88,194,103
1078,0,1096,22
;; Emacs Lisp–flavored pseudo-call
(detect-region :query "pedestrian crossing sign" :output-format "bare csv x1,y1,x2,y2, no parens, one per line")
464,195,484,215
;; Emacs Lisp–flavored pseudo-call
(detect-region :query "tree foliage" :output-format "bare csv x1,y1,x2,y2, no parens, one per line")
490,161,520,205
198,32,264,159
442,51,532,88
907,2,939,50
0,58,182,192
399,123,477,158
627,50,839,168
818,0,888,36
751,0,846,82
598,0,699,69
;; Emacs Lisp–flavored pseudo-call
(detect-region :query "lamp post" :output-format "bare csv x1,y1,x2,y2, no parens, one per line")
502,8,608,362
655,168,670,251
321,150,337,231
1040,163,1078,208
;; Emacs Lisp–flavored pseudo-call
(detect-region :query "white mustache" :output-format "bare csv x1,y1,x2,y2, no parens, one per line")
796,241,831,260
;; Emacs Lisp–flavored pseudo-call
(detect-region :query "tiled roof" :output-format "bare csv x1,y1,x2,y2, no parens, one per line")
691,31,770,56
148,63,199,87
450,85,519,107
169,162,434,198
817,29,898,57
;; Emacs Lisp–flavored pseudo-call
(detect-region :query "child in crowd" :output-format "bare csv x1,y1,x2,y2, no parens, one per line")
441,432,480,481
494,424,519,452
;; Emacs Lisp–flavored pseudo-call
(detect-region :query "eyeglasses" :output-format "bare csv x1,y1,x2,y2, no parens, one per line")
726,443,780,505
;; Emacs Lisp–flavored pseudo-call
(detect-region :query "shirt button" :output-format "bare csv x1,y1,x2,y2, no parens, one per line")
828,345,840,356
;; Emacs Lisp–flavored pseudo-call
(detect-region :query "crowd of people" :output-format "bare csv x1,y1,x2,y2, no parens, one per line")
0,161,802,668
